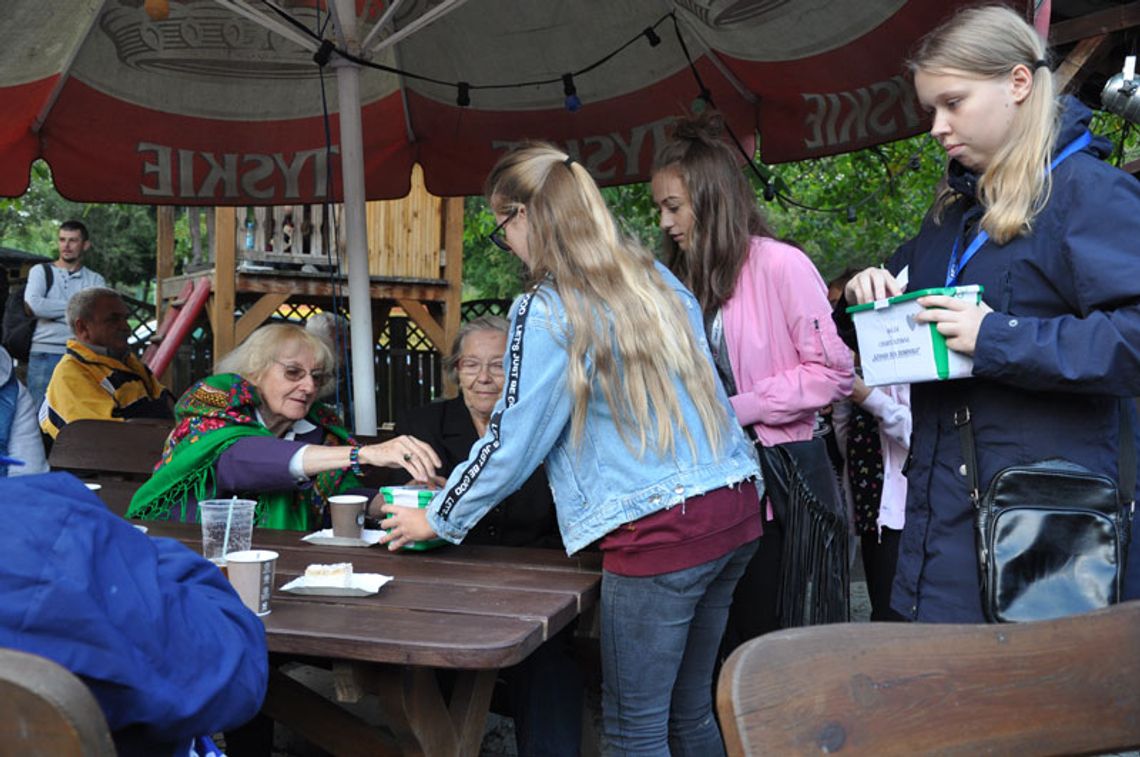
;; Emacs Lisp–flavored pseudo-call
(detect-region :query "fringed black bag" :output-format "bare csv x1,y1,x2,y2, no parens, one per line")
705,308,850,627
758,440,850,626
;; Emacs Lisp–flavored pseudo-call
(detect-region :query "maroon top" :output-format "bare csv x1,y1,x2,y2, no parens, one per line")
600,481,762,577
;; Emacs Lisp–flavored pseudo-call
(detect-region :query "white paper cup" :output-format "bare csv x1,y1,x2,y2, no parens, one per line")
225,549,278,617
198,499,256,566
328,494,368,539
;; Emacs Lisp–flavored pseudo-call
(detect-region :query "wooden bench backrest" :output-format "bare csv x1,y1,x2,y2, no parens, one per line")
48,419,173,516
717,600,1140,756
0,648,116,756
48,419,171,478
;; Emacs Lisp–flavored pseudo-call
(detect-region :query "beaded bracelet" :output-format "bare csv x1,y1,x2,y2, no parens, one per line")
348,445,364,476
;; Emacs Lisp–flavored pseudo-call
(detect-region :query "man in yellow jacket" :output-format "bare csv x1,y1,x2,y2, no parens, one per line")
40,288,173,439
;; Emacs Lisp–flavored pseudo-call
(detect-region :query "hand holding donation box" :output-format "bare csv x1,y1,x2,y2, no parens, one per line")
379,486,446,551
847,285,983,386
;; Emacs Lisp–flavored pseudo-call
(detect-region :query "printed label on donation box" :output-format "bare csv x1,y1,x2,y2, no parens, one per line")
847,285,983,386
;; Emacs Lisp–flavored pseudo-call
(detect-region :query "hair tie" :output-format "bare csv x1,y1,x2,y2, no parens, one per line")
1034,59,1049,71
563,156,576,168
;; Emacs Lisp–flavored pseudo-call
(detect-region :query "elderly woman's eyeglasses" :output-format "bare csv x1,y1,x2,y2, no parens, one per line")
487,207,519,252
274,359,329,386
456,358,505,378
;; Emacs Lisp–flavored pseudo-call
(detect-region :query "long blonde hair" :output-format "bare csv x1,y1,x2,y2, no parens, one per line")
912,4,1059,244
485,144,728,457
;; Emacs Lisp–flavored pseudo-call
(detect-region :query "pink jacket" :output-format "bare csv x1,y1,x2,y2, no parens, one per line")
723,236,854,446
832,384,912,532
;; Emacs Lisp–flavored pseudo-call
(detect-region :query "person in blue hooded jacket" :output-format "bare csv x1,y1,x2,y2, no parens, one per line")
840,4,1140,623
0,472,268,756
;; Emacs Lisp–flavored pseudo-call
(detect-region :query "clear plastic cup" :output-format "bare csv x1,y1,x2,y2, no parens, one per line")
198,499,256,566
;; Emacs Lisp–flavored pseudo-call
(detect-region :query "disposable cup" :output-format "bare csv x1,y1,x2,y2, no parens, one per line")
225,549,278,617
198,499,256,566
328,494,368,539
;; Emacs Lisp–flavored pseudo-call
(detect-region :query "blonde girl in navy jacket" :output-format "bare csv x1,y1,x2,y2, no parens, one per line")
842,5,1140,622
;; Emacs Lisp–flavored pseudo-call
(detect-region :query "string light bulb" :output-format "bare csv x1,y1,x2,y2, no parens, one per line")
144,0,170,21
456,82,471,107
562,73,581,112
643,27,661,47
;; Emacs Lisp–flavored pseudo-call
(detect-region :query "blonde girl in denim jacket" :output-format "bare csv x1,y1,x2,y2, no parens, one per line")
380,144,763,754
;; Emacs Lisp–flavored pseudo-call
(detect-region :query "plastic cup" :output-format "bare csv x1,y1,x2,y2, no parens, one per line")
198,499,256,566
225,549,278,617
328,494,368,538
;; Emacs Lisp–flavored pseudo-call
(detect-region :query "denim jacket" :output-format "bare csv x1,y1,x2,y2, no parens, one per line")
427,262,762,555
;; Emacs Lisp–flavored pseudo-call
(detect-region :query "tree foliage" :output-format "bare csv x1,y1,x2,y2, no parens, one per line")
760,134,946,281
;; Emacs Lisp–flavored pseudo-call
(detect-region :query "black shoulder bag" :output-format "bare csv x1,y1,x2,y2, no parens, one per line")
957,403,1135,623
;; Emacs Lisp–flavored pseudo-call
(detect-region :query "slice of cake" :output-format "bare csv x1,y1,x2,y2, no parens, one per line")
304,562,353,587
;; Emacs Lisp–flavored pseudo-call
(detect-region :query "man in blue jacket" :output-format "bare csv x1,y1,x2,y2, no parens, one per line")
0,472,268,756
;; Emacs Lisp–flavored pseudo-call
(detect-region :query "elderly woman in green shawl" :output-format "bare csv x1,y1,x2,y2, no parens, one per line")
128,323,441,530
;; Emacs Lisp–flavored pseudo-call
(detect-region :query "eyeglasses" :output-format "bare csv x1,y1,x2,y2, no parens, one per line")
274,359,329,386
487,207,519,252
456,358,505,378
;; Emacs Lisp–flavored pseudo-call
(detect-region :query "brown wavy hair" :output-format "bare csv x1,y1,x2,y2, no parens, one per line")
652,110,778,312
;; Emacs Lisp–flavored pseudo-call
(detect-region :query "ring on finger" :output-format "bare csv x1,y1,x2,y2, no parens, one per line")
403,452,413,462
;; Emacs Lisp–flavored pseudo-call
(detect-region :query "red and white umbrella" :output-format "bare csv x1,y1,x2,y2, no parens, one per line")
0,0,988,204
0,0,992,430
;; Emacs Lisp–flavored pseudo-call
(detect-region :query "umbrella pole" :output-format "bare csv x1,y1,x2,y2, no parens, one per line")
331,0,377,435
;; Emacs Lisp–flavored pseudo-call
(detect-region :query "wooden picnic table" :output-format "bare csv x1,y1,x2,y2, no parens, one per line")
144,522,601,757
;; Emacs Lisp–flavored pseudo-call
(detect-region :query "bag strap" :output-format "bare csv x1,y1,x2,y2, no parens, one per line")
955,407,981,506
957,400,1136,510
40,261,53,296
1119,400,1135,510
22,262,54,317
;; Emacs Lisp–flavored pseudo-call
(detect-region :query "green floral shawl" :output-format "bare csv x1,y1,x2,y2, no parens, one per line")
127,373,360,530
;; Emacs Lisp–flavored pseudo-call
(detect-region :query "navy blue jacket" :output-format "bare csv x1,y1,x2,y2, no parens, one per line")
0,473,268,755
877,98,1140,621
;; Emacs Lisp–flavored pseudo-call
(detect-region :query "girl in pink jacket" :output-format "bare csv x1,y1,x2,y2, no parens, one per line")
652,111,854,645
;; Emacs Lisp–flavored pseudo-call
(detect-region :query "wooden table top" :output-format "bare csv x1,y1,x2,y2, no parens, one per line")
145,523,601,670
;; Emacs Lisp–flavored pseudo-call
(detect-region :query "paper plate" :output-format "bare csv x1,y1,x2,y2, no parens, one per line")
279,573,393,597
301,528,383,548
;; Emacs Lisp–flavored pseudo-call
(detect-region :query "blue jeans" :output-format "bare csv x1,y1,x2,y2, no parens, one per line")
601,539,758,756
25,351,63,414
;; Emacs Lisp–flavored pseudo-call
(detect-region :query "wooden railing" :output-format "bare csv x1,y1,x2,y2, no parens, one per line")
177,166,449,280
239,203,336,266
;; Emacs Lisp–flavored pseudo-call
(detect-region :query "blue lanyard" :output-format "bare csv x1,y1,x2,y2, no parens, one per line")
944,130,1093,286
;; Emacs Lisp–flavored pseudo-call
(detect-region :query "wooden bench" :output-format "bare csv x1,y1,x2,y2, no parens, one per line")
0,648,115,755
717,601,1140,756
47,419,172,516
